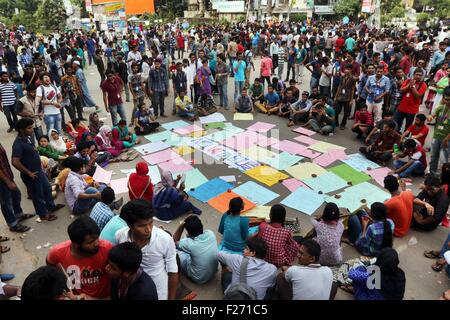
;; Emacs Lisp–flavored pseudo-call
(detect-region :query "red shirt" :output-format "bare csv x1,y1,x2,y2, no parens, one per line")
46,240,112,298
385,191,414,237
335,37,345,52
355,110,374,126
176,36,185,49
101,76,123,106
405,123,429,146
398,79,427,114
405,145,427,169
237,44,245,54
399,55,411,76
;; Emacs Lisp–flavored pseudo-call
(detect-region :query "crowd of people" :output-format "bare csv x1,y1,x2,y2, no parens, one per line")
0,18,450,300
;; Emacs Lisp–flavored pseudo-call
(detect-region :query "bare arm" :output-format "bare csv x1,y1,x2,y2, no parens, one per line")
167,272,179,300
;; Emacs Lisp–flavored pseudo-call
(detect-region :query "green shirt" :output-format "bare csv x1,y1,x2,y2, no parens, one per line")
37,145,62,161
250,83,264,98
433,105,450,140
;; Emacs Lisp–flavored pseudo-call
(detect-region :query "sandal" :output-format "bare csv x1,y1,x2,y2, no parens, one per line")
432,261,445,272
0,236,9,242
0,245,11,254
18,213,36,222
9,223,31,233
41,214,58,221
49,204,65,212
424,250,441,259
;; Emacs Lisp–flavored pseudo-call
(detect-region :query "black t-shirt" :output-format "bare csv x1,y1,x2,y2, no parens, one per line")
12,135,42,174
111,270,158,300
415,189,450,230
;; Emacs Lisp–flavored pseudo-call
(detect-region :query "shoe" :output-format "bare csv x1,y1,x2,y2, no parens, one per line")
9,223,31,233
7,127,14,133
0,274,15,281
340,126,346,130
161,114,168,118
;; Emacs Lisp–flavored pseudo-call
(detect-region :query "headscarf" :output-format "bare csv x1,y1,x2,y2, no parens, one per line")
89,112,103,135
96,125,112,148
128,162,152,201
49,129,67,154
375,248,406,300
153,170,174,196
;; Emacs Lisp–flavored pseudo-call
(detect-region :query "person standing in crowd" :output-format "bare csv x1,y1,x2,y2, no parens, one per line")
334,64,356,130
16,84,43,141
0,71,19,133
233,53,247,101
101,70,127,126
61,65,84,121
215,54,229,110
128,62,146,126
73,60,100,112
148,58,168,118
429,87,450,175
172,62,187,115
35,73,63,134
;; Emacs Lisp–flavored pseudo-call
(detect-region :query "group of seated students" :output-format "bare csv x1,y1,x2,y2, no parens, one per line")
233,80,337,135
174,91,218,121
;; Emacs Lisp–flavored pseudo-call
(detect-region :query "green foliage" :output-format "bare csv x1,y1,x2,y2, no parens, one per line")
333,0,361,19
416,12,430,26
289,13,307,23
36,0,68,31
381,5,406,26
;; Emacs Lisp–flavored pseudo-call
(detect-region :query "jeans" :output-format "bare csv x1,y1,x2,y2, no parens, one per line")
320,85,331,98
44,113,62,134
234,81,245,101
88,51,94,65
347,211,368,243
21,171,56,218
73,187,100,215
177,48,184,60
278,63,284,80
3,104,18,129
286,63,295,80
394,111,415,132
131,96,144,123
440,232,450,257
152,91,166,116
0,182,23,227
310,77,319,90
229,57,236,76
124,84,130,101
32,126,43,145
430,138,450,175
334,100,351,127
295,63,304,82
7,65,20,77
217,82,228,109
366,101,383,124
109,104,127,126
394,160,425,178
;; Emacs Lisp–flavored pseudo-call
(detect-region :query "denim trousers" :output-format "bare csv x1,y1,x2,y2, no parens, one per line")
73,187,101,215
0,181,23,227
109,104,127,126
3,104,18,129
393,160,425,178
234,81,245,101
152,91,166,116
217,82,228,109
430,138,450,175
44,113,62,134
21,171,56,218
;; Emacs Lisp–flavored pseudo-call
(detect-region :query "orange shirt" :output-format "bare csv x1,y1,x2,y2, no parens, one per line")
384,191,414,237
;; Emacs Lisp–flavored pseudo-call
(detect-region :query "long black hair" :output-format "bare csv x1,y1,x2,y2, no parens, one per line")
370,202,393,249
440,163,450,197
227,197,244,216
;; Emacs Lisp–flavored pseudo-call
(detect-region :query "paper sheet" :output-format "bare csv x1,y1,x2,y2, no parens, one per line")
219,175,237,183
342,153,381,171
281,187,325,216
242,206,271,220
203,122,226,129
285,163,328,181
282,178,310,192
171,168,208,190
223,152,260,172
261,152,303,171
188,177,234,202
244,165,289,187
293,135,319,146
134,141,171,155
309,141,346,153
161,120,190,131
233,181,280,205
298,149,322,159
208,191,256,213
233,113,254,121
93,166,113,184
199,113,227,124
272,139,307,155
109,178,129,194
313,149,348,167
144,130,174,142
205,131,234,142
364,167,392,187
158,158,194,173
142,149,181,165
326,182,391,213
292,127,316,136
246,121,276,133
223,123,245,134
173,145,194,156
302,172,348,194
240,145,279,163
256,137,279,148
174,124,203,135
329,163,372,186
166,134,192,147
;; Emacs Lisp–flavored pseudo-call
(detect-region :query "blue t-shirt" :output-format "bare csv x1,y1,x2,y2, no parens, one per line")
218,214,249,253
233,60,246,82
12,136,42,174
178,230,218,284
345,37,356,52
265,92,280,105
99,216,127,245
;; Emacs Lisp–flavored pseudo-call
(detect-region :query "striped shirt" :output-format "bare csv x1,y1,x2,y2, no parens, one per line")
278,47,286,65
90,202,115,231
0,82,17,106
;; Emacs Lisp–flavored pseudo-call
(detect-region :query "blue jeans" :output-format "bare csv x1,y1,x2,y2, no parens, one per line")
394,111,415,132
310,77,319,91
22,171,56,218
72,187,101,215
0,181,23,227
178,250,191,276
440,232,450,257
178,109,196,118
109,104,127,126
3,104,18,129
44,113,62,134
217,82,228,109
347,210,368,243
430,138,450,175
394,160,425,178
7,65,20,77
234,81,245,101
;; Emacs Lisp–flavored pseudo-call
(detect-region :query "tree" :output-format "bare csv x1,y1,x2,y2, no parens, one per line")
36,0,68,31
0,0,17,18
416,12,429,27
333,0,361,19
19,0,40,12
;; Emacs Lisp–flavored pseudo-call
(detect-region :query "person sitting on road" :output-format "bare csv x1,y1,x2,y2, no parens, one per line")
254,85,280,114
234,88,254,114
303,96,336,135
278,88,298,117
392,139,427,178
196,93,217,116
287,91,313,127
351,104,374,139
359,120,400,165
134,103,160,135
175,90,197,121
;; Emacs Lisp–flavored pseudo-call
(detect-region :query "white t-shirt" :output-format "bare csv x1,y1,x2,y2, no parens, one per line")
319,64,333,87
37,84,61,115
115,226,178,300
285,264,333,300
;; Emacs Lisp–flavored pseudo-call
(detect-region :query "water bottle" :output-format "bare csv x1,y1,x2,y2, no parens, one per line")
393,143,399,154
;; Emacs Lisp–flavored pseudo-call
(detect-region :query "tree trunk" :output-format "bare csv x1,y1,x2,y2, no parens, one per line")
267,0,272,16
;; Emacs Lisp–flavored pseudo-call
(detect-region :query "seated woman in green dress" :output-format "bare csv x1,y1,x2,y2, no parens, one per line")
112,120,138,149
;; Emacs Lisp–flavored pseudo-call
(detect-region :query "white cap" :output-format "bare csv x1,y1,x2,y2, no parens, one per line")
73,60,80,66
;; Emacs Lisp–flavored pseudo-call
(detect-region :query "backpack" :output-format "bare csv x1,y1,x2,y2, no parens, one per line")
223,257,257,300
244,50,252,67
38,84,58,113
